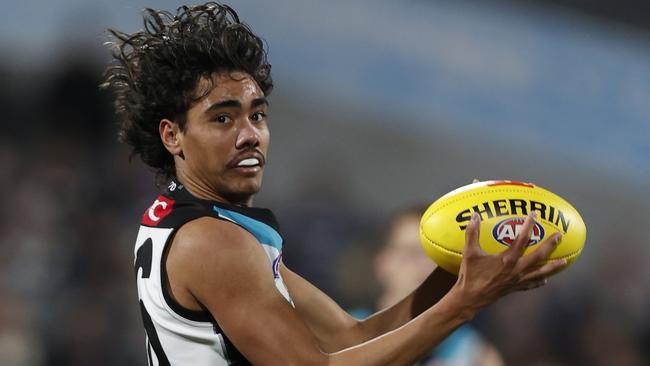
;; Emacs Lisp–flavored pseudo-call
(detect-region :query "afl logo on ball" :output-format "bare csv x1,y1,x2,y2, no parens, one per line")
492,217,545,247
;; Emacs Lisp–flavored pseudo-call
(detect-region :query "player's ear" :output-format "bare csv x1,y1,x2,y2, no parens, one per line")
160,118,183,156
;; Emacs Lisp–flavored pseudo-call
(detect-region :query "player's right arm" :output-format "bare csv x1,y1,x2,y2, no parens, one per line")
167,213,562,365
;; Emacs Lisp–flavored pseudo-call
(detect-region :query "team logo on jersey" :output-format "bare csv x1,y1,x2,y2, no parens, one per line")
492,217,544,247
167,180,184,192
272,254,282,279
141,196,174,226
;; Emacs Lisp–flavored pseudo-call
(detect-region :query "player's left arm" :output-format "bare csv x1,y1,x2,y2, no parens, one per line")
280,263,457,352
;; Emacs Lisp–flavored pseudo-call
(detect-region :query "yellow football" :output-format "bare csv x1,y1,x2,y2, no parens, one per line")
420,180,586,274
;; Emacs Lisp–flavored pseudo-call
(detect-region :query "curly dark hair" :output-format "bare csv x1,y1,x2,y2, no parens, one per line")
102,2,273,181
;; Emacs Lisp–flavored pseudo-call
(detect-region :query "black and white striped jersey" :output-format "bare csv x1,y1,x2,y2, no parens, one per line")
133,180,292,365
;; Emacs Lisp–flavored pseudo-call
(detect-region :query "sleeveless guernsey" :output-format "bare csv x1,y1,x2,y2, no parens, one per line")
133,180,291,365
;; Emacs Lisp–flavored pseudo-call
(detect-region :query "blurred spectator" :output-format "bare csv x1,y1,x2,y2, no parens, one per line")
0,61,145,366
353,206,505,366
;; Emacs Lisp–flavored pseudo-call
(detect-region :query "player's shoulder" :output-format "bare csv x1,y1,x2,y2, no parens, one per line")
175,215,256,254
169,215,270,296
140,180,283,256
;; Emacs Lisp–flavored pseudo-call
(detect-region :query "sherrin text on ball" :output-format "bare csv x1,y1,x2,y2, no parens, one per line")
420,180,586,274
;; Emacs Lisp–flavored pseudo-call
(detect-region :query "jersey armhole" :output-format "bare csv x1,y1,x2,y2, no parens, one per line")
159,219,254,365
159,212,240,330
160,228,216,323
159,207,272,327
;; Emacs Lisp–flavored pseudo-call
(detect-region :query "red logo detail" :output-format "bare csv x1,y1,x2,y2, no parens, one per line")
141,196,174,226
492,217,545,247
487,180,535,188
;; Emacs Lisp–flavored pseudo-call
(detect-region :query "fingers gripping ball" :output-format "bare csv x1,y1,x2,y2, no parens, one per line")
419,180,586,275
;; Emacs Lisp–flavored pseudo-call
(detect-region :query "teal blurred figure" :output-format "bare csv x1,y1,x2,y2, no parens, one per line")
353,206,504,366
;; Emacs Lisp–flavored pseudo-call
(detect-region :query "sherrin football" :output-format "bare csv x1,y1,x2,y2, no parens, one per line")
420,180,586,275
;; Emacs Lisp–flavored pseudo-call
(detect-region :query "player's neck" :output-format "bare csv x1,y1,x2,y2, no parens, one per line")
173,173,254,207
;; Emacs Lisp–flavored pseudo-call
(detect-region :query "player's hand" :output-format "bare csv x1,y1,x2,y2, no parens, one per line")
453,211,567,309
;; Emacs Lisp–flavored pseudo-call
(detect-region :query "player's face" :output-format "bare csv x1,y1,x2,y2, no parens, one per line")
179,71,269,205
375,215,436,305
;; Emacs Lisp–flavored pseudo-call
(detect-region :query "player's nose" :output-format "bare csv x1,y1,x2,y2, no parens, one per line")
235,119,260,149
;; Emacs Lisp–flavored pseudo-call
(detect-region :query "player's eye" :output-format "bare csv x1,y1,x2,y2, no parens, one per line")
250,112,267,122
214,115,232,124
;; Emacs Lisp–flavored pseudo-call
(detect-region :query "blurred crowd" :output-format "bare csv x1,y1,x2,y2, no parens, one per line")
0,56,649,366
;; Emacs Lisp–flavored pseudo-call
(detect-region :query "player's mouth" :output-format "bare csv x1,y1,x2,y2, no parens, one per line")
228,152,265,174
237,158,260,167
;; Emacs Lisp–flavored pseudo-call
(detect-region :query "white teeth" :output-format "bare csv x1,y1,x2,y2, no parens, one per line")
237,158,259,167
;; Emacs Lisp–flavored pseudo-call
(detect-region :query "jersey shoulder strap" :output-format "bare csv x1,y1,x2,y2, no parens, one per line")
140,180,284,247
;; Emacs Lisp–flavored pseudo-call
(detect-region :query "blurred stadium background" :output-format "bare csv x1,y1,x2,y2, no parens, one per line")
1,0,649,365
